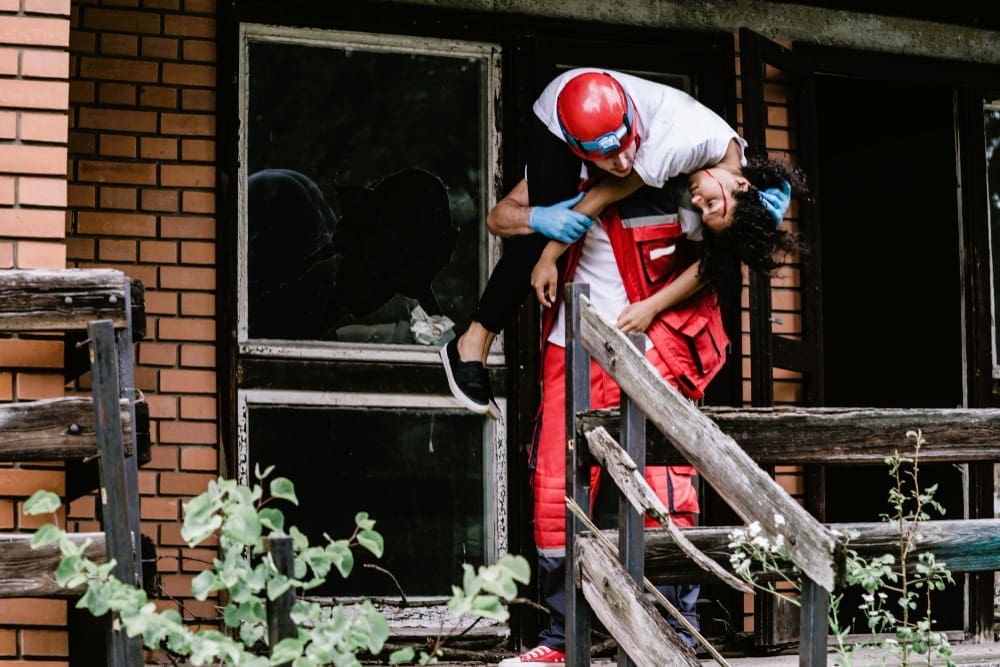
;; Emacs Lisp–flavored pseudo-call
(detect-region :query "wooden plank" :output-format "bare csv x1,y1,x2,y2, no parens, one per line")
578,295,839,591
565,283,592,667
0,269,127,332
635,519,1000,583
0,533,105,597
578,406,1000,465
578,537,700,667
0,397,134,461
585,427,750,594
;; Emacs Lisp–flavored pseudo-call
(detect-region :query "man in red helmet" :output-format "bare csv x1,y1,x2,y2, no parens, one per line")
441,69,747,416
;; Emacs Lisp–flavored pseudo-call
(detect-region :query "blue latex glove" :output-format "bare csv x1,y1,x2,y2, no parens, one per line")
759,180,792,226
529,191,594,243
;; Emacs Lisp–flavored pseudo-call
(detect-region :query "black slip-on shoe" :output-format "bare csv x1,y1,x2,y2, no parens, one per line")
440,337,493,415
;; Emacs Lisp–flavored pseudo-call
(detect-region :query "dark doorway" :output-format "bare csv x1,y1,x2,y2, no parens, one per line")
815,74,965,629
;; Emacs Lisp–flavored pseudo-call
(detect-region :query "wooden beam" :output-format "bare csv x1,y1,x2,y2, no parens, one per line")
578,296,839,591
629,519,1000,583
0,397,134,461
0,533,106,597
585,426,750,593
578,406,1000,465
0,269,127,332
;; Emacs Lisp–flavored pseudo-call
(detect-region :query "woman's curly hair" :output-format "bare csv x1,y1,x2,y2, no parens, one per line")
698,155,807,293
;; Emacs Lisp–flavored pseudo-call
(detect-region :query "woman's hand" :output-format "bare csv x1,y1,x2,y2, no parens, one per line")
531,257,559,307
616,299,658,334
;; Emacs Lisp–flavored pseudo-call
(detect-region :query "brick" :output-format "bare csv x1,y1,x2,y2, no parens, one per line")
97,238,136,261
160,164,213,187
141,188,178,212
179,343,213,368
25,0,71,15
79,56,158,82
103,0,140,5
160,112,213,136
184,0,214,13
83,7,160,33
163,14,214,38
161,62,214,87
0,339,62,367
0,145,67,175
138,341,176,366
98,134,137,158
0,599,66,626
77,159,156,185
67,494,95,520
180,444,216,470
98,185,136,209
146,443,178,469
139,239,177,263
0,208,65,238
180,88,214,111
179,241,213,265
66,183,95,207
180,291,213,316
0,628,14,656
0,17,70,47
69,79,95,104
0,468,64,496
65,236,95,260
160,265,213,290
180,138,213,163
0,112,15,139
0,48,17,76
20,112,69,143
99,32,138,56
141,495,178,520
158,317,213,342
144,289,176,314
182,39,214,62
178,395,215,421
0,241,12,268
133,365,157,392
0,79,68,110
70,29,96,54
0,374,11,401
139,84,177,109
159,470,215,492
139,137,177,160
97,81,136,105
159,368,215,393
137,469,157,495
160,215,213,239
16,241,65,268
0,177,11,205
68,130,96,154
140,35,178,60
0,499,13,528
79,107,155,133
145,394,177,420
76,211,156,236
17,177,66,207
14,372,64,398
143,0,179,9
19,502,66,529
20,49,69,78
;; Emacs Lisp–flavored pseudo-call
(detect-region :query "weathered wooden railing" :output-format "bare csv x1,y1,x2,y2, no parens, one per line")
0,269,148,666
561,284,1000,667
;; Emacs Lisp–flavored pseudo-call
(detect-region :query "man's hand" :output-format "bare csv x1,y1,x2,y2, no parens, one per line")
529,192,594,243
531,257,559,307
616,299,658,334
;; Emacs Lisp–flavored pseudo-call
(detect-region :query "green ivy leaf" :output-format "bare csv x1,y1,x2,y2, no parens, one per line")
390,647,415,664
469,594,508,622
357,530,383,559
270,636,305,663
30,524,62,549
224,504,262,546
191,570,218,600
258,508,285,534
354,512,376,531
497,554,531,585
327,541,355,578
267,575,291,601
23,490,61,515
254,463,275,481
270,478,298,506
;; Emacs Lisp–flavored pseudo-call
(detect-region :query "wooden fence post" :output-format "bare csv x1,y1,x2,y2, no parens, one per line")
267,536,296,666
799,577,829,665
565,283,591,667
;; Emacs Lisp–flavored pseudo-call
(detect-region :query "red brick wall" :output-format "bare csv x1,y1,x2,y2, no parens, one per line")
65,0,219,635
0,0,72,661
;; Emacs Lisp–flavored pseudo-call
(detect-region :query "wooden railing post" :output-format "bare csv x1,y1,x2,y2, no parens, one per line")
266,536,296,667
565,283,591,667
799,577,829,666
618,333,646,667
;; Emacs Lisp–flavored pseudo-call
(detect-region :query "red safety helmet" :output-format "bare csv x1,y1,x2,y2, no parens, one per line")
556,72,637,160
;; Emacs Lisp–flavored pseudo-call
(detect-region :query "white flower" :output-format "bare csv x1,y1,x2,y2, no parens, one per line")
747,522,762,537
774,513,786,527
774,534,785,548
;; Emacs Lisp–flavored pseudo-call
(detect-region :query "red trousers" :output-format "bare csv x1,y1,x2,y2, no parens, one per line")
533,343,699,555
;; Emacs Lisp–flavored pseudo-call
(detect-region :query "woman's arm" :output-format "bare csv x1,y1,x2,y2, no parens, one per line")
616,260,705,333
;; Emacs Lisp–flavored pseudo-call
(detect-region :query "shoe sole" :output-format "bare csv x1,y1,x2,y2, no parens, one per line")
439,343,491,415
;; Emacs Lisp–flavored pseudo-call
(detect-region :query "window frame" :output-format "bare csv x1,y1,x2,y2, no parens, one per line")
235,23,504,364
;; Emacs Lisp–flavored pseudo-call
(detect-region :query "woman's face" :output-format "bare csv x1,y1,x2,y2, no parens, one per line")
688,168,750,232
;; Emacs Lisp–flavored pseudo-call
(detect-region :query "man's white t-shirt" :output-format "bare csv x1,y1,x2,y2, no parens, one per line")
533,67,747,188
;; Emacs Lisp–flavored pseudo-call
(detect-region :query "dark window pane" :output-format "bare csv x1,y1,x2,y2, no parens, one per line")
245,40,486,344
248,406,486,596
986,102,1000,366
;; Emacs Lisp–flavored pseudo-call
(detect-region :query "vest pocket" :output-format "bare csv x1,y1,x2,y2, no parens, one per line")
663,300,727,379
632,221,682,284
